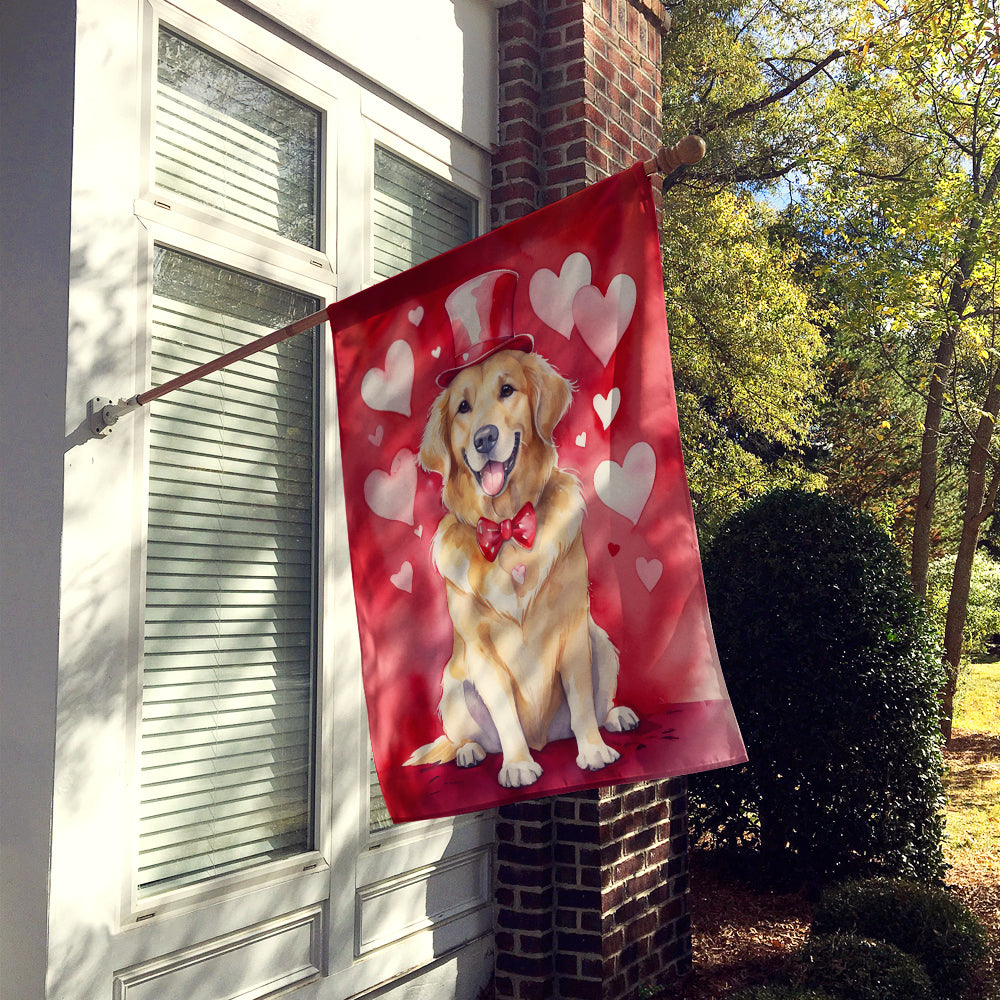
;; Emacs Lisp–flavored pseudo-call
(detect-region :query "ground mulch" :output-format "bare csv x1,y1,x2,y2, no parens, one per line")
674,850,814,999
671,733,1000,1000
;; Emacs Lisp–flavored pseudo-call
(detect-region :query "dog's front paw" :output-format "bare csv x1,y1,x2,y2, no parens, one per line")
604,706,639,733
498,759,542,788
577,740,620,771
456,741,486,768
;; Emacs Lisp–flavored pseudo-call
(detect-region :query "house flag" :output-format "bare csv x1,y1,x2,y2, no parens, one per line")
329,162,746,822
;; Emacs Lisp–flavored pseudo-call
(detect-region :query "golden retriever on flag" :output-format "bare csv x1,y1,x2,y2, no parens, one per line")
406,328,638,789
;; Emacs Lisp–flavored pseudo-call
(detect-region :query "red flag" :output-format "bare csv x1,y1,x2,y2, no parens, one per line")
330,163,746,822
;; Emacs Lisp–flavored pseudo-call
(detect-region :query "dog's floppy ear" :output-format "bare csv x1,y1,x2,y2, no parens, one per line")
419,389,453,480
523,353,573,444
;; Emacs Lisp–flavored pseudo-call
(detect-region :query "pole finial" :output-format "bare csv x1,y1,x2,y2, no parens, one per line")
644,135,707,176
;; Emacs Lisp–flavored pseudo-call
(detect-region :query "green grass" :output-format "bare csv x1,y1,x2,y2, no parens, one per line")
955,659,1000,736
945,659,1000,868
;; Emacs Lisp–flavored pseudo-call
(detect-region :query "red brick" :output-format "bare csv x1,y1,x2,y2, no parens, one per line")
502,40,537,63
543,41,586,71
560,978,603,1000
499,100,538,124
503,79,541,104
542,106,566,129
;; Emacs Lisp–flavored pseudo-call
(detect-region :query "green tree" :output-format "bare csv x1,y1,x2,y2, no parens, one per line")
663,189,825,539
660,0,844,538
661,1,999,739
800,0,1000,736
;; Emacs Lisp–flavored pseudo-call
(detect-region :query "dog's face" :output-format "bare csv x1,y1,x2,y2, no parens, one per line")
420,350,573,521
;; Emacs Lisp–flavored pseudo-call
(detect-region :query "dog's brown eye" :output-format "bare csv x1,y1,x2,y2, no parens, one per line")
457,400,471,414
500,383,515,399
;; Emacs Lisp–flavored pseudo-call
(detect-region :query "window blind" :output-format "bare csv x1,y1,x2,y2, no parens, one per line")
156,28,320,249
138,248,318,895
372,146,477,280
368,147,477,833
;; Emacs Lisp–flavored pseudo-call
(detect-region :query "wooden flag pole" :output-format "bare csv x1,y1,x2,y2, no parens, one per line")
88,138,704,438
87,307,330,437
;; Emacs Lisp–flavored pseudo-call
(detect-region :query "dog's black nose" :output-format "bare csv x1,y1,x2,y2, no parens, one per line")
474,424,499,455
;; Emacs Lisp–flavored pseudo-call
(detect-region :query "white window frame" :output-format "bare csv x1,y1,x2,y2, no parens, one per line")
123,1,339,929
112,1,496,992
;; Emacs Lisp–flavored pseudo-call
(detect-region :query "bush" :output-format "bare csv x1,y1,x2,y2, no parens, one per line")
793,933,934,1000
691,489,946,882
812,878,988,998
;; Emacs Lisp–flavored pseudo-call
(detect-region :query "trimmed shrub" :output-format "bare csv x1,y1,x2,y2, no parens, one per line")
691,489,946,882
812,878,988,998
793,933,934,1000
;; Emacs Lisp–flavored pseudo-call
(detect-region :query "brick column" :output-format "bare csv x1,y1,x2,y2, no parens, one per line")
491,4,692,999
493,0,667,225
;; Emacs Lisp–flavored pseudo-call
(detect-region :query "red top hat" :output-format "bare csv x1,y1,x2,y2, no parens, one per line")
435,269,534,387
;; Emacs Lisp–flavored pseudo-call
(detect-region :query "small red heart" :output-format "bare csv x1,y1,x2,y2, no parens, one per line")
608,543,620,556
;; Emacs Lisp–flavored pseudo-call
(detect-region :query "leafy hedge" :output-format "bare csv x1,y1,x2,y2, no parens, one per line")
691,489,946,881
811,878,988,998
792,934,934,1000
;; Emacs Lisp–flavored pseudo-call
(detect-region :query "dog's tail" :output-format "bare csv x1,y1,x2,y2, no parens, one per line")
404,735,458,766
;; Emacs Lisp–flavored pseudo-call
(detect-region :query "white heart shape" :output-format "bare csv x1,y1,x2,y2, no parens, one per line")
364,448,416,525
431,346,442,358
636,557,663,593
593,388,621,430
593,441,656,525
528,252,592,338
361,340,414,417
408,306,424,326
572,274,637,367
576,432,587,447
414,524,423,538
369,425,384,447
390,561,413,593
512,563,526,586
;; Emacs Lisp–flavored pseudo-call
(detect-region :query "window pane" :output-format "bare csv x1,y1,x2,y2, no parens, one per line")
156,28,320,248
369,149,478,832
373,146,477,278
139,247,318,895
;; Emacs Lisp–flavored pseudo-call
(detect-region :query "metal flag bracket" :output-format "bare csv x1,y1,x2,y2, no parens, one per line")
86,136,705,440
88,395,141,437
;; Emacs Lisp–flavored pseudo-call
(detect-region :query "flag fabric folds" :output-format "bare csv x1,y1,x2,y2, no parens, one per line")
329,163,746,822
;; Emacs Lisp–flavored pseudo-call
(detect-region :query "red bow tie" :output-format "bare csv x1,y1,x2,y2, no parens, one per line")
477,503,536,562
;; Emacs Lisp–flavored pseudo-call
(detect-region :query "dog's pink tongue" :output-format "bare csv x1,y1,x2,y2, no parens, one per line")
481,461,505,496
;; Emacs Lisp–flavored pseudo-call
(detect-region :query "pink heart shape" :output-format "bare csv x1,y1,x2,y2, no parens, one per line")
528,252,592,337
364,448,416,525
593,388,621,430
512,564,527,586
636,556,663,593
593,441,656,526
360,339,414,416
390,561,413,593
572,274,636,367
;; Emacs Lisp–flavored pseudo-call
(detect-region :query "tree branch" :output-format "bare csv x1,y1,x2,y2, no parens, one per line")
705,49,848,133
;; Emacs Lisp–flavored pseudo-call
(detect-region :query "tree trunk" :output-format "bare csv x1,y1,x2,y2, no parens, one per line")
911,160,1000,596
910,329,955,598
940,374,1000,741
